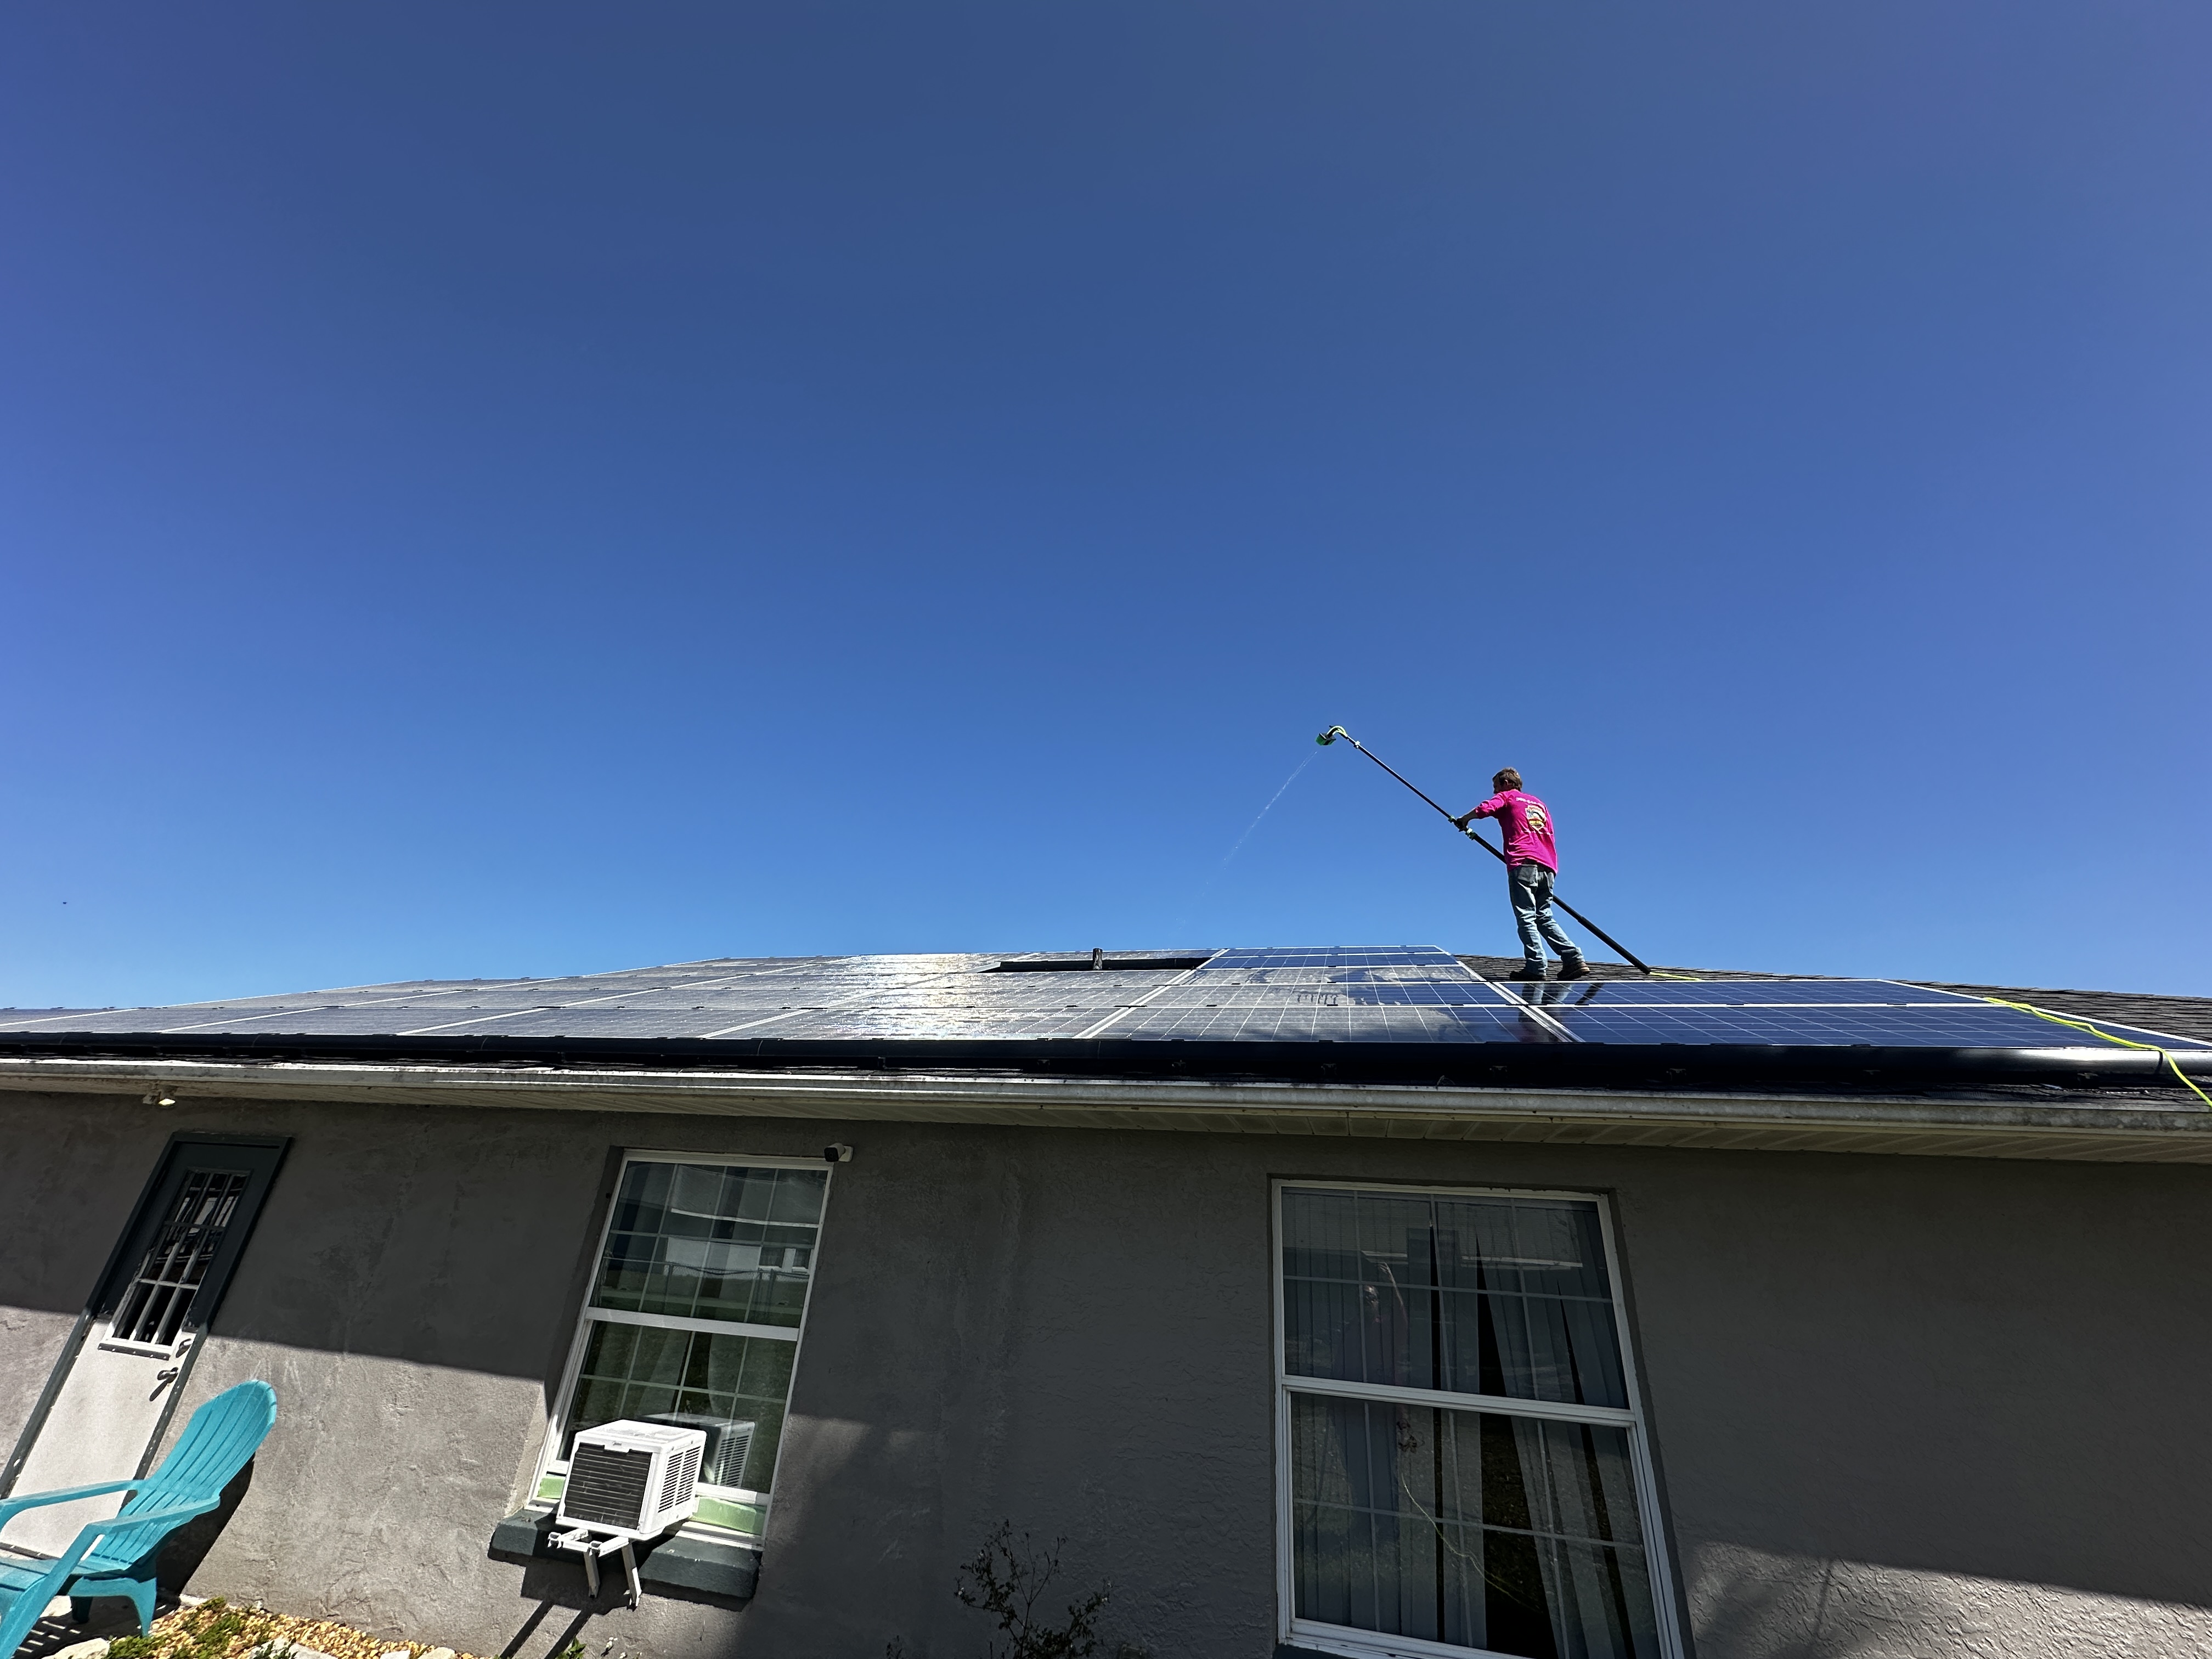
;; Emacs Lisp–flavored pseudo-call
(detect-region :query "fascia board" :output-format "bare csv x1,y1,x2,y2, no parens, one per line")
2,1054,2211,1164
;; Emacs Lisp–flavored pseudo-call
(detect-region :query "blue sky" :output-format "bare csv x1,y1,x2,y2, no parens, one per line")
4,2,2207,1007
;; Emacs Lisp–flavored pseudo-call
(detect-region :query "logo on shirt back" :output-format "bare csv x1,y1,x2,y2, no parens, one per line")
1524,801,1549,833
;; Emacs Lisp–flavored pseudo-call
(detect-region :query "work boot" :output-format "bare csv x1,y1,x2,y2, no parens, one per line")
1510,963,1547,981
1556,957,1588,981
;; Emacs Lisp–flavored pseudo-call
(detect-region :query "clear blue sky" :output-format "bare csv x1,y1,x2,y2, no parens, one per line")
4,3,2207,1007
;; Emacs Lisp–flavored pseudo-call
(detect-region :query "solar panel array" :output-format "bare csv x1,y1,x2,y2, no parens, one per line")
0,946,2200,1057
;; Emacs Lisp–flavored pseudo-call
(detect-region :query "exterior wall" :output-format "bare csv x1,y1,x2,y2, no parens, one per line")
0,1101,171,1472
2,1086,2210,1658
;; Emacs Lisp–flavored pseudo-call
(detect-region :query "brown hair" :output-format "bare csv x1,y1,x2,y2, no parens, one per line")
1492,768,1522,792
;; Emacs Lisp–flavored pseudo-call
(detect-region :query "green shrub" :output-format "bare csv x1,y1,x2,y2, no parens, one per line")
953,1522,1109,1659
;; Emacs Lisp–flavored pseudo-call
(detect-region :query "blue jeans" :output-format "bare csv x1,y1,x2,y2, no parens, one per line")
1509,863,1582,967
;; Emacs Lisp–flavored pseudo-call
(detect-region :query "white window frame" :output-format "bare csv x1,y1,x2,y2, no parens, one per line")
1272,1179,1684,1659
537,1149,834,1542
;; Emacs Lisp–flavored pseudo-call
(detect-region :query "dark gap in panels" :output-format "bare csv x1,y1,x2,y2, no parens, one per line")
990,955,1212,973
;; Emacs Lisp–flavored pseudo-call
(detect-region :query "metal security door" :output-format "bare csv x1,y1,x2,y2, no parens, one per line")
2,1135,285,1556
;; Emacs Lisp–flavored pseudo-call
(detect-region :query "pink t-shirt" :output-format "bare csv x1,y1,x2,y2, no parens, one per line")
1470,791,1558,871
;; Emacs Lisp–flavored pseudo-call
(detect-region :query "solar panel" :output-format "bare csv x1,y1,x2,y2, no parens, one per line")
0,1008,109,1031
1116,1002,1564,1043
1550,1005,2196,1049
1147,984,1497,1008
2,950,2202,1068
1489,979,1984,1007
768,1007,1120,1040
1199,946,1463,973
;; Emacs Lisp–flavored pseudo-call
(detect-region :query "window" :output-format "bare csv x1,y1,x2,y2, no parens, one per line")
106,1166,252,1353
1276,1183,1679,1659
539,1154,831,1539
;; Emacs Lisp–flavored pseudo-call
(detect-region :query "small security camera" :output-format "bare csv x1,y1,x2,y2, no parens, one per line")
822,1143,853,1164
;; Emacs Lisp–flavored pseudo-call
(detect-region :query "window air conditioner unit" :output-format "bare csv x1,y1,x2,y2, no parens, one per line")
561,1419,706,1538
551,1419,707,1604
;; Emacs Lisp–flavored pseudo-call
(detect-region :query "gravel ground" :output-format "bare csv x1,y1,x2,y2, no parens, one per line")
63,1599,497,1659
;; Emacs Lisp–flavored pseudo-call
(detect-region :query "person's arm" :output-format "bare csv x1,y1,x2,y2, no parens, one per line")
1451,793,1508,831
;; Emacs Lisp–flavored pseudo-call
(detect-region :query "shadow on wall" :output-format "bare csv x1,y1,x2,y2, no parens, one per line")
1689,1543,2212,1659
159,1460,255,1598
675,1414,1172,1659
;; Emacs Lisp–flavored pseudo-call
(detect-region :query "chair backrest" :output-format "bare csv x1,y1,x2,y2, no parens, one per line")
97,1381,278,1565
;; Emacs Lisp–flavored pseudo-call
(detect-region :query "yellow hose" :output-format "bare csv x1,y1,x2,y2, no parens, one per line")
1980,996,2212,1110
1585,974,2203,1107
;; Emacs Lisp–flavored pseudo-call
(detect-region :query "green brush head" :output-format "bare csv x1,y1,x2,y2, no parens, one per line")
1317,725,1348,746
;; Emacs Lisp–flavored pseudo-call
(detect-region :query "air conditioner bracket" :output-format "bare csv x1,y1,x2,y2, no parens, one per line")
550,1525,642,1607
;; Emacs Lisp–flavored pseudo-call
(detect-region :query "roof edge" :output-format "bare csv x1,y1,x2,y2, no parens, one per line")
4,1055,2210,1165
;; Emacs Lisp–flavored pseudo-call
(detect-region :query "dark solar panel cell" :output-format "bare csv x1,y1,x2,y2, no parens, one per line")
0,1008,109,1030
1492,979,1979,1008
1193,970,1481,990
1550,1006,2135,1048
1119,1002,1563,1043
171,1007,553,1037
269,979,535,1006
1148,984,1496,1008
461,1009,806,1040
1200,945,1464,973
768,1008,1113,1040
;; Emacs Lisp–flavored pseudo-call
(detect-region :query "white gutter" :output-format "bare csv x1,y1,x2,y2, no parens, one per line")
2,1054,2209,1164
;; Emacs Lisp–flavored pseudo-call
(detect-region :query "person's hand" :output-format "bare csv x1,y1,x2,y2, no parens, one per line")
1451,813,1471,831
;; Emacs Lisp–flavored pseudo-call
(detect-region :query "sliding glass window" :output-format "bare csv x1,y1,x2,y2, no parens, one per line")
540,1153,830,1539
1277,1183,1679,1659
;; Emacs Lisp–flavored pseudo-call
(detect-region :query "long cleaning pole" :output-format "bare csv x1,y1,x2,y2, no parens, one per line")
1316,725,1652,975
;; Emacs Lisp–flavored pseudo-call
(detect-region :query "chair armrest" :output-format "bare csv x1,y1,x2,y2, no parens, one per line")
72,1498,218,1547
0,1480,143,1532
0,1493,208,1609
0,1499,202,1593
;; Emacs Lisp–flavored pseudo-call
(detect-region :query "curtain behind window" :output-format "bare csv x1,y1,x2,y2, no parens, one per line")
1283,1188,1665,1659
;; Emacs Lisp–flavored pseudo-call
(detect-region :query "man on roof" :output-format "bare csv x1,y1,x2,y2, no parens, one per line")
1452,768,1587,983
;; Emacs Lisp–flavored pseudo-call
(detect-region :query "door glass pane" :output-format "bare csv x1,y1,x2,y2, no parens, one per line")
1283,1188,1626,1409
565,1319,795,1495
110,1169,251,1348
1290,1392,1662,1659
592,1161,827,1327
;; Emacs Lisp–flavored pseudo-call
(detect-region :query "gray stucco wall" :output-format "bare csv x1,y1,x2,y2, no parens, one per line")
2,1087,2209,1659
0,1101,168,1474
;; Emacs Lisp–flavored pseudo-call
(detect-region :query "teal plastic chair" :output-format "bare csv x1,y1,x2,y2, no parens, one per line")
0,1380,277,1658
